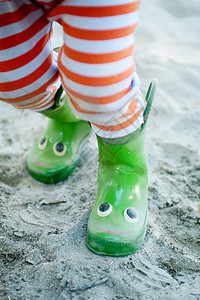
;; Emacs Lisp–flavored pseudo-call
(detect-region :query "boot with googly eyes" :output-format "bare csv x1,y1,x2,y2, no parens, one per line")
27,89,91,184
87,81,156,256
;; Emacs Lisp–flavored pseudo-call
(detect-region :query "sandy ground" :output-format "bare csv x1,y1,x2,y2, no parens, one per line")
0,0,200,299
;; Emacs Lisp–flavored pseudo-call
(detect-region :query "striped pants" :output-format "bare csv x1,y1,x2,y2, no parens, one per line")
0,0,146,139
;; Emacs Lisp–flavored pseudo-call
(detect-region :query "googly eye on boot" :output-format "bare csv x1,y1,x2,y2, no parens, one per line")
97,202,112,217
38,136,48,150
53,142,66,156
124,208,138,223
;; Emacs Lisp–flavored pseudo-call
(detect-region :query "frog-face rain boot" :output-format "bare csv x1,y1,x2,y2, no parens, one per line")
27,87,91,184
87,80,156,256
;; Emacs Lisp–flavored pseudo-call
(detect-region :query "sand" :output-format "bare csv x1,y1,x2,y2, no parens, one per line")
0,0,200,299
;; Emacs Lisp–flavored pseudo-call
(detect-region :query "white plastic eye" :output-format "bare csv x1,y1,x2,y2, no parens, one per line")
39,136,47,150
53,142,66,156
97,202,112,217
124,208,138,223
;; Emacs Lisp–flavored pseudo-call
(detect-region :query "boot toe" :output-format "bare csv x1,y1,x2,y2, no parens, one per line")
27,120,91,184
87,204,147,256
27,140,78,184
87,216,147,256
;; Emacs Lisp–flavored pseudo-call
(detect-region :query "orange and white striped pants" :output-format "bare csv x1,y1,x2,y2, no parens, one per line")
0,0,146,139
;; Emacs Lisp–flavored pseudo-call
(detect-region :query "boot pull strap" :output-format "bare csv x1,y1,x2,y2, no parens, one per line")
143,79,157,127
54,85,64,107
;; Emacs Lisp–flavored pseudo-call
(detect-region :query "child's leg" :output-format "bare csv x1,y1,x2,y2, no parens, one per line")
47,0,146,140
0,0,144,136
0,0,60,111
45,0,155,256
1,0,156,255
0,1,91,184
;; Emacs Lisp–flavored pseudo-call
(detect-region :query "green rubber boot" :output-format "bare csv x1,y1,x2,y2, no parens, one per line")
87,81,156,256
27,88,91,184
